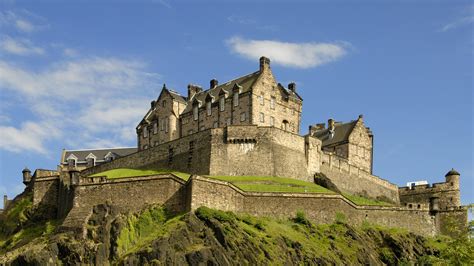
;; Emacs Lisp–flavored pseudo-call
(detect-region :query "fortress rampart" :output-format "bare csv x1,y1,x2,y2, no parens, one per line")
56,174,460,238
320,152,400,203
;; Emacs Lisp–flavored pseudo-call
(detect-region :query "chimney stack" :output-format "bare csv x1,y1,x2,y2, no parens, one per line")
151,100,156,108
259,56,271,72
288,82,296,92
210,79,218,89
187,84,203,100
328,119,335,131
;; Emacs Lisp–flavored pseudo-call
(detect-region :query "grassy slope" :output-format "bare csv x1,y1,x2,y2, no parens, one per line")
205,175,333,194
89,168,191,181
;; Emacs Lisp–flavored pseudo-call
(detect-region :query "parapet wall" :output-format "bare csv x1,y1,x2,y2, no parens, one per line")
209,125,321,182
60,174,187,236
80,125,322,183
80,129,214,177
320,152,399,203
399,181,461,211
189,176,436,236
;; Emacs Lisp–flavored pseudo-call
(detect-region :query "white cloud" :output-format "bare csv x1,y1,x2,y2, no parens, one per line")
439,5,474,32
63,48,78,57
0,10,47,33
0,121,61,154
439,16,474,32
226,36,349,68
0,36,44,56
0,56,159,154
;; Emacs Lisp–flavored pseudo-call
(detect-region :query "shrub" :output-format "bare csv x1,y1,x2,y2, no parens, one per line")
293,210,312,227
195,206,234,223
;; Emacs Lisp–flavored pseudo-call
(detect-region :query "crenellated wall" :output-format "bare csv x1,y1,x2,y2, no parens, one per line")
320,152,399,203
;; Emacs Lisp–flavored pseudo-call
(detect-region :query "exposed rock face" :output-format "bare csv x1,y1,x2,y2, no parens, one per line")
1,203,456,265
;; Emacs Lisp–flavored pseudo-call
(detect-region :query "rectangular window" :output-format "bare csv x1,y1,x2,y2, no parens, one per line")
233,92,239,107
270,96,275,109
259,112,265,123
213,121,218,128
226,117,231,126
143,128,148,138
207,101,212,116
259,95,264,106
220,97,225,111
270,116,275,126
153,121,158,134
165,118,169,133
193,106,198,121
240,112,246,122
160,118,164,131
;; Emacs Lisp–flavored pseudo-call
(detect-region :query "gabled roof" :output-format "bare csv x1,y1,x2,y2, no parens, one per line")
312,120,358,147
182,71,261,113
62,147,137,163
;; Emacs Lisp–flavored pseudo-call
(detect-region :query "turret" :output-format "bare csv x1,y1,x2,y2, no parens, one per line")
445,168,460,189
22,167,32,185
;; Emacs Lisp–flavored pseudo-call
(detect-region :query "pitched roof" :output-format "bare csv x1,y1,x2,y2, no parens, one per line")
62,147,137,163
312,120,358,147
182,71,261,113
168,89,187,103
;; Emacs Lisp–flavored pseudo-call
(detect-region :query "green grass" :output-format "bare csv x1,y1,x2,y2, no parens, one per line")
342,193,393,206
89,168,191,181
205,175,334,194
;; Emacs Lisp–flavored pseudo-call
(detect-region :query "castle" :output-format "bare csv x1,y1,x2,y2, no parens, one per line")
7,57,467,237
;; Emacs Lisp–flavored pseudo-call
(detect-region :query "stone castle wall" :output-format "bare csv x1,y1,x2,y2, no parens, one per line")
187,176,436,236
399,179,461,211
320,152,399,203
60,174,187,236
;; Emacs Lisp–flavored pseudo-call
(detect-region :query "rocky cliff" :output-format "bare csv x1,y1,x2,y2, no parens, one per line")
1,193,472,265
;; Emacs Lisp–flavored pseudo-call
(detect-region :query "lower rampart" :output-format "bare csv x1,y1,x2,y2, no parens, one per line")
320,153,400,203
189,176,435,236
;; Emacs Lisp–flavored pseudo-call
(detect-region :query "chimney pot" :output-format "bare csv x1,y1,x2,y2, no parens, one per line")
288,82,296,92
259,56,270,71
210,79,218,89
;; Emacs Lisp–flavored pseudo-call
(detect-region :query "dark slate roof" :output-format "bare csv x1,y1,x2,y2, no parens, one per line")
62,147,137,163
182,71,261,113
312,121,358,147
168,89,187,103
445,168,460,176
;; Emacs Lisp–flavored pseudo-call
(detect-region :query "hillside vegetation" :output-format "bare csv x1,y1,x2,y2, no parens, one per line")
1,202,472,265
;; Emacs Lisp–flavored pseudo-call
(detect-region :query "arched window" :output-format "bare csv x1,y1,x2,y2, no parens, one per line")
282,120,289,131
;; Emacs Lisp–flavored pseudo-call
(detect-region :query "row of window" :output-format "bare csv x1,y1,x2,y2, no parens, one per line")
143,118,169,138
194,93,241,121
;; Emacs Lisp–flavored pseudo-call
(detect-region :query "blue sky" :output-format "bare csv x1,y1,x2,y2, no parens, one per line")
0,1,472,209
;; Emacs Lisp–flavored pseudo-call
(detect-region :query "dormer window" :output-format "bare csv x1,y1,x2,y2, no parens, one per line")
233,92,239,107
85,153,97,167
219,97,225,111
270,96,275,109
153,121,158,134
105,152,116,162
207,101,212,116
67,158,76,167
193,106,199,121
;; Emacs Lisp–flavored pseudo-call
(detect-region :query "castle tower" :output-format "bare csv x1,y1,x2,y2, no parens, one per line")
444,168,461,207
22,167,32,185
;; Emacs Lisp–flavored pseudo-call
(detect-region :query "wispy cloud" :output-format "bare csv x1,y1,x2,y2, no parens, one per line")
0,10,48,33
439,5,474,32
0,56,159,154
0,35,44,55
226,36,350,69
0,121,61,154
227,15,278,32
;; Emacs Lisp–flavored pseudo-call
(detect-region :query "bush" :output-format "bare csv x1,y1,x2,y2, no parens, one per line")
293,211,312,227
195,207,234,223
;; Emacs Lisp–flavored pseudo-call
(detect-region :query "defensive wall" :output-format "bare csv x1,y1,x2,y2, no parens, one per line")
81,125,322,183
320,152,400,204
399,179,460,211
56,174,465,238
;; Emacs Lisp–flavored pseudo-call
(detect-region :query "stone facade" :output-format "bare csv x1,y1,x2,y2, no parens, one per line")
53,174,467,238
136,57,302,151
